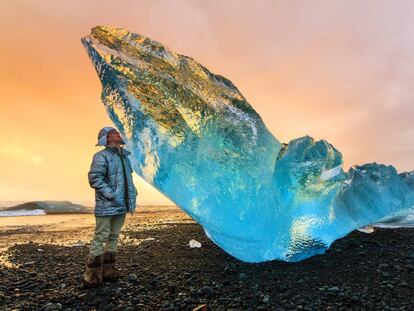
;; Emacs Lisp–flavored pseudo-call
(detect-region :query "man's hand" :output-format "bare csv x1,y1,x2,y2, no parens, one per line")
88,153,115,199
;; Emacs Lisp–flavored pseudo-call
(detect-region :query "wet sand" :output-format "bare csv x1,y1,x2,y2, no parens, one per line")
1,206,413,310
0,205,191,250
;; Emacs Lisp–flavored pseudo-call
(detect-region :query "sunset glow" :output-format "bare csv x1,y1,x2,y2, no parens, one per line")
1,0,413,203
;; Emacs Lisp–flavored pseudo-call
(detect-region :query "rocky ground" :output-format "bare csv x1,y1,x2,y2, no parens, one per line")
0,211,413,311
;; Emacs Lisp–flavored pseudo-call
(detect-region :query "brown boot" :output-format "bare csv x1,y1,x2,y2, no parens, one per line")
83,254,103,288
102,251,122,282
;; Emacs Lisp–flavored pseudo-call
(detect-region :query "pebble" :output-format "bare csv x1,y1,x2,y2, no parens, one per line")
161,301,172,309
239,272,247,279
77,293,87,301
197,286,213,296
183,297,193,304
43,302,63,310
128,273,138,283
351,295,360,302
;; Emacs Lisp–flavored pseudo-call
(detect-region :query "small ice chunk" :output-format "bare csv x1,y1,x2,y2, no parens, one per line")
357,225,375,233
71,240,85,247
188,239,201,248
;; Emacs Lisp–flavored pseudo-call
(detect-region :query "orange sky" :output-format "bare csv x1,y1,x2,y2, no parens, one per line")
0,0,413,203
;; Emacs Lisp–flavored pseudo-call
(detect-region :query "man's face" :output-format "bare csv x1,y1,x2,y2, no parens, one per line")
106,129,124,145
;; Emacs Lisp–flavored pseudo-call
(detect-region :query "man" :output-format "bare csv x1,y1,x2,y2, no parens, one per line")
83,126,138,287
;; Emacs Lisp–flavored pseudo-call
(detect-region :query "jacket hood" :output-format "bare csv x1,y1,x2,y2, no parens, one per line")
95,126,125,146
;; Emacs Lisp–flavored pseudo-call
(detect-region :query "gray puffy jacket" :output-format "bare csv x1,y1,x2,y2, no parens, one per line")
88,146,137,216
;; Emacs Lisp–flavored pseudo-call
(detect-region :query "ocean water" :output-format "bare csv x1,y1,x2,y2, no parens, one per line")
0,208,47,217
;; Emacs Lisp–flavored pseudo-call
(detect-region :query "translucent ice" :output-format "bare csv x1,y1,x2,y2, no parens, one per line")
81,26,414,262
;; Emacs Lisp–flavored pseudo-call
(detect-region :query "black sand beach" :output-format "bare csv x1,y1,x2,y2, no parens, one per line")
1,209,413,311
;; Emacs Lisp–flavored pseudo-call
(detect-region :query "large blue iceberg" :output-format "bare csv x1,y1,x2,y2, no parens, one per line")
81,26,414,262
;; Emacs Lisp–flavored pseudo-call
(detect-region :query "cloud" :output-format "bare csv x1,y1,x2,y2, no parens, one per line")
0,143,44,165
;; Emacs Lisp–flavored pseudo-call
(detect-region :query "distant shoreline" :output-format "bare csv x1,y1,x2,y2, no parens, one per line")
0,200,179,217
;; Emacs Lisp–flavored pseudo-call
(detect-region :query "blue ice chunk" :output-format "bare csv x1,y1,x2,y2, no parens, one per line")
81,26,414,262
